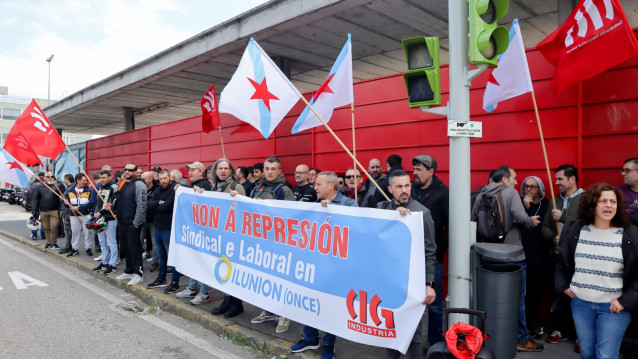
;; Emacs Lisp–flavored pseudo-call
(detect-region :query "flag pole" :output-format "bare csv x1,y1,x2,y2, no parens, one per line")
351,102,358,205
35,177,83,224
64,147,118,221
531,91,560,235
218,126,227,159
299,96,390,202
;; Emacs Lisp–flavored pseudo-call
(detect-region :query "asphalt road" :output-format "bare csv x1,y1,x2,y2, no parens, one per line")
0,231,257,359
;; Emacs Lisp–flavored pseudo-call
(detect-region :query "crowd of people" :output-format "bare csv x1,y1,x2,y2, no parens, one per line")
25,155,638,359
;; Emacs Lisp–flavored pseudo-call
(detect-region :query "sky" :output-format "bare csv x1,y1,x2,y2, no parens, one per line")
0,0,268,100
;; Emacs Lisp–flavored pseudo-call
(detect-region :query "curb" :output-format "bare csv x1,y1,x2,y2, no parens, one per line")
0,229,319,359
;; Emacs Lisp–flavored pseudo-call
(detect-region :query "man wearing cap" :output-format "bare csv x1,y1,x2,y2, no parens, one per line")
173,161,213,305
411,154,449,346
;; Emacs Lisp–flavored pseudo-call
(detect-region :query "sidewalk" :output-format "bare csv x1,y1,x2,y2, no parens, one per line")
0,202,580,358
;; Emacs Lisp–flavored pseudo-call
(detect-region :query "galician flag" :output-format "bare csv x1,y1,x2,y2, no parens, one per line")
0,148,34,188
483,19,533,112
292,34,353,133
219,38,302,139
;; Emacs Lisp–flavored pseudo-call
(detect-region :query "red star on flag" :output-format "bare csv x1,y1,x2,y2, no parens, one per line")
311,74,335,102
487,70,500,87
247,77,279,111
7,161,23,171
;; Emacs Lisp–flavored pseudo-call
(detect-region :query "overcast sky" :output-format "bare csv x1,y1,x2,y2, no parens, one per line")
0,0,267,100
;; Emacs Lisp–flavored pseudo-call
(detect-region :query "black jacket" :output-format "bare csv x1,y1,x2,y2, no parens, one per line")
556,221,638,312
339,186,377,208
114,178,147,226
147,182,176,231
191,178,212,191
32,182,65,217
411,175,449,262
374,164,403,203
145,183,159,223
94,180,117,221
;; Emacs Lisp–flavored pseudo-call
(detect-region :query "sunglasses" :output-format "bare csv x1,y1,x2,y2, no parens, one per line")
344,175,361,179
338,181,344,185
124,168,136,172
621,168,637,175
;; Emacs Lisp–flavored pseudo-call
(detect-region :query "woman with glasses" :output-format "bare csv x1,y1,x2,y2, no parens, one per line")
555,183,638,359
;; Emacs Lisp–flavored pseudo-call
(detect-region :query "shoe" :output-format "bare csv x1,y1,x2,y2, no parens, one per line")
50,244,60,250
574,340,580,353
146,256,154,262
30,235,38,240
190,291,211,305
103,265,117,275
57,233,65,238
142,251,149,259
86,249,93,257
147,279,167,288
149,263,159,272
43,244,51,250
128,274,143,285
175,288,199,298
164,282,180,294
66,249,80,257
321,345,335,359
545,330,567,344
211,296,232,315
251,311,278,324
517,338,544,352
290,338,320,353
224,299,244,318
93,263,107,271
93,255,102,261
276,317,290,333
116,272,135,280
58,247,71,254
96,245,101,254
532,327,544,340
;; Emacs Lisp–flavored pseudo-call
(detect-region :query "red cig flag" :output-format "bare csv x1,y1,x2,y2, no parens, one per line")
536,0,638,94
201,83,221,133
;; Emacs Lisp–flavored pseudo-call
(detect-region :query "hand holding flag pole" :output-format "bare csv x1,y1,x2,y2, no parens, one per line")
35,176,83,224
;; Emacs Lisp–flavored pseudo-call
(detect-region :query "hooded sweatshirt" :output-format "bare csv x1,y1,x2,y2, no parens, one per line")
251,172,294,200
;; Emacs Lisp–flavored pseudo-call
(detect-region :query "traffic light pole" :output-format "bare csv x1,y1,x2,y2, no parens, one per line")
447,0,472,314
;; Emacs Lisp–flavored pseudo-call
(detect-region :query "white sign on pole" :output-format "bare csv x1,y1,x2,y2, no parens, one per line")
447,121,482,138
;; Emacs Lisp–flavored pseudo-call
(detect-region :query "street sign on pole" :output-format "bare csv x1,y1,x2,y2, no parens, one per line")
447,121,483,138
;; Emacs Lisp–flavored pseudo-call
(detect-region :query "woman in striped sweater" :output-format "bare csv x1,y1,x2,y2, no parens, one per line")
556,183,638,359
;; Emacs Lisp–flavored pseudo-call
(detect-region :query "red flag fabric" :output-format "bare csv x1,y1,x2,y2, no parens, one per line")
201,83,221,133
536,0,638,93
3,132,43,166
5,99,66,159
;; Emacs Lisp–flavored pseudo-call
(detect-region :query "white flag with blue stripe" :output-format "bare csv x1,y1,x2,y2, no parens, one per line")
483,19,533,113
0,148,34,188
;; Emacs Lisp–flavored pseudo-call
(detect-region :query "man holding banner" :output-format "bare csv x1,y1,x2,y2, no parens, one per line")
378,170,436,359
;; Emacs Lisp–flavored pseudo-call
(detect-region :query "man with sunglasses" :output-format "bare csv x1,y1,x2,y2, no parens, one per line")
339,167,376,208
620,158,638,219
108,163,147,286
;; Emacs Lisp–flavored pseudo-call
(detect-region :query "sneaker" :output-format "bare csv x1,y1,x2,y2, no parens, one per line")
50,244,60,250
58,247,71,254
116,272,134,280
127,274,143,285
190,291,211,305
142,251,149,259
103,265,117,275
321,345,335,359
147,279,167,288
251,311,278,324
532,327,544,340
93,255,102,261
290,338,320,353
175,288,199,298
43,244,51,250
146,256,154,262
574,340,580,353
517,338,544,352
86,249,93,257
96,245,101,254
149,263,159,272
30,235,38,240
164,282,180,294
66,249,80,257
545,330,567,344
276,317,290,333
93,263,107,271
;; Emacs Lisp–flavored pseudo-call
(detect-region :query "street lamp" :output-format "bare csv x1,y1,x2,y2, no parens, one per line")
46,54,54,106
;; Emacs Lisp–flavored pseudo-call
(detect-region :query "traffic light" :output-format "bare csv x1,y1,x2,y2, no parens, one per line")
469,0,509,67
402,37,440,108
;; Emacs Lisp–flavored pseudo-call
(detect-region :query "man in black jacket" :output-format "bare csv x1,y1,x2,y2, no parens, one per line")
147,169,175,289
374,154,403,203
32,172,65,249
92,170,119,274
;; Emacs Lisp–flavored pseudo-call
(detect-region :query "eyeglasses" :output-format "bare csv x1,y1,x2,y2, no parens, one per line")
338,181,344,185
294,171,308,175
345,175,361,179
621,168,637,175
124,168,136,172
523,185,538,189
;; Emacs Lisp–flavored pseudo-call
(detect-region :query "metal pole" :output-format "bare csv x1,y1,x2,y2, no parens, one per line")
447,0,471,313
48,61,50,106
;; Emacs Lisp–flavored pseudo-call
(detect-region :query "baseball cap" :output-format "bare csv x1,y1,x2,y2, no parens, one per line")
412,155,437,172
185,161,205,171
152,166,162,172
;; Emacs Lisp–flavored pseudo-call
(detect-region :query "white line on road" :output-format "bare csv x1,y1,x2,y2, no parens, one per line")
0,236,244,359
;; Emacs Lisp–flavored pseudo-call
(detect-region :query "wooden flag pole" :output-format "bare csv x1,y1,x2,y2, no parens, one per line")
351,102,358,205
299,96,390,202
64,147,118,221
531,91,560,235
36,177,83,224
218,126,227,159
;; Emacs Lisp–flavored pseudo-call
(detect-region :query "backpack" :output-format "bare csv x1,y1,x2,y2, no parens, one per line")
251,183,285,199
475,191,506,243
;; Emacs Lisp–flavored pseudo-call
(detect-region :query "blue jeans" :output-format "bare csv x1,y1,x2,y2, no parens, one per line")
189,278,208,295
427,261,445,345
571,296,631,359
97,220,118,266
303,326,335,347
154,229,170,281
32,227,45,239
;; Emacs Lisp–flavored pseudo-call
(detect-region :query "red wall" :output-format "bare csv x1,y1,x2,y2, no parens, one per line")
86,42,638,194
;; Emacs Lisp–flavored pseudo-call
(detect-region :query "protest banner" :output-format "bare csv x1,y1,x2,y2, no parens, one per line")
168,187,426,353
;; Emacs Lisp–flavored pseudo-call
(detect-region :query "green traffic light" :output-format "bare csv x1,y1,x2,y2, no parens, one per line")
469,0,509,67
401,37,441,108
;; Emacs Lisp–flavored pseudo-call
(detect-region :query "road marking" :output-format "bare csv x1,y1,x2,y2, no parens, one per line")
7,271,49,289
0,236,244,359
